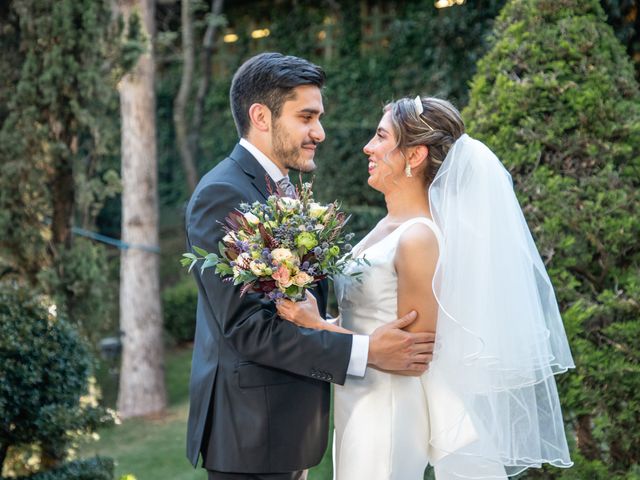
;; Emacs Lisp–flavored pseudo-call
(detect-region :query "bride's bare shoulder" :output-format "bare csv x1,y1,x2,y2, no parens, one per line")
395,222,439,266
399,222,438,247
394,222,440,326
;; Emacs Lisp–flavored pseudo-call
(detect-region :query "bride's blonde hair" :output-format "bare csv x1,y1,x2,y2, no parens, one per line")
384,97,465,186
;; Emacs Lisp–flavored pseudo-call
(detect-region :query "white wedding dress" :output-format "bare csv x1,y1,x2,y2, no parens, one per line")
333,217,507,480
329,135,574,479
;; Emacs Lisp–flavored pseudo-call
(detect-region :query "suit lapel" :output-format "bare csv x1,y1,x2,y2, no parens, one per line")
229,143,277,201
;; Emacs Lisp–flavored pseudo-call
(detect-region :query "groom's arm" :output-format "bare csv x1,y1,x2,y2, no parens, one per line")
188,181,353,384
276,285,435,376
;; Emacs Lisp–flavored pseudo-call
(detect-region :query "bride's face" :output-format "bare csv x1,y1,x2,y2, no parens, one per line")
363,111,405,193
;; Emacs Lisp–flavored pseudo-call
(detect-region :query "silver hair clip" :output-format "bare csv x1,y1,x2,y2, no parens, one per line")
412,95,434,132
414,95,424,115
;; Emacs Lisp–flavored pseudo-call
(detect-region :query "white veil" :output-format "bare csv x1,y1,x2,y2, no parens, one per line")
424,134,575,477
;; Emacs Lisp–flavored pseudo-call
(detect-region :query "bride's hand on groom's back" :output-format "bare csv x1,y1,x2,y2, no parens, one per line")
368,311,435,376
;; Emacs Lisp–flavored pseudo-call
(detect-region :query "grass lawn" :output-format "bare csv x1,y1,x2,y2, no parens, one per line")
80,347,333,480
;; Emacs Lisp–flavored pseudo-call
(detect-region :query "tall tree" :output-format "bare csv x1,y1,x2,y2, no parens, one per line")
0,0,117,285
117,0,167,418
173,0,224,193
191,0,224,164
174,0,198,192
0,0,120,347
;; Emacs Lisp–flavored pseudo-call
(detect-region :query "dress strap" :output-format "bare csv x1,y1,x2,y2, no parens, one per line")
393,217,444,250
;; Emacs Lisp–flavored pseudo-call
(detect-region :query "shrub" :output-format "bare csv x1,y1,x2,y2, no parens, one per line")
1,457,114,480
162,278,197,343
0,285,108,473
463,0,640,476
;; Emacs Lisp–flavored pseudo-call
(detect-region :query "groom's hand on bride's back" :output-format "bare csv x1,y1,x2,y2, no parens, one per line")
368,311,435,376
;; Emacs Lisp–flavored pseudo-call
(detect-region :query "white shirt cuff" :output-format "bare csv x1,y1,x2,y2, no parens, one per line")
346,334,369,377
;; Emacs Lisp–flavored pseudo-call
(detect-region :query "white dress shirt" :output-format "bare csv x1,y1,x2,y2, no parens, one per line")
238,138,369,377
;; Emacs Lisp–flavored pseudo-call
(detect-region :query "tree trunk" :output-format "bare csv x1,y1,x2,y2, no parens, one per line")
576,413,601,461
173,0,198,193
190,0,224,162
116,0,166,418
0,442,8,474
50,125,77,319
50,150,74,249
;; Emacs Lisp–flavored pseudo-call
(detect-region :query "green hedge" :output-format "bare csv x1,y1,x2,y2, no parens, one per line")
463,0,640,476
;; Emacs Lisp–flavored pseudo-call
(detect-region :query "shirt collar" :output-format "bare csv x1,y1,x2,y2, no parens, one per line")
239,138,286,182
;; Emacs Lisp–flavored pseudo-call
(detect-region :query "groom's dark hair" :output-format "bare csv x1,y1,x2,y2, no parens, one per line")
230,52,326,137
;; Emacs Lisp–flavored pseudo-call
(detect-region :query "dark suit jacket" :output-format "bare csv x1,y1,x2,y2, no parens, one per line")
185,144,353,473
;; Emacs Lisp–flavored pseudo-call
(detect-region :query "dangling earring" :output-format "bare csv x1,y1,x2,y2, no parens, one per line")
405,162,413,178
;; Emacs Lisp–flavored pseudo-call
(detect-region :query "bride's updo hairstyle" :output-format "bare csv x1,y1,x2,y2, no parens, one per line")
385,96,465,186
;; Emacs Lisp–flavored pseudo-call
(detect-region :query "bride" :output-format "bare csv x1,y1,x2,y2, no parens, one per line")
276,96,574,479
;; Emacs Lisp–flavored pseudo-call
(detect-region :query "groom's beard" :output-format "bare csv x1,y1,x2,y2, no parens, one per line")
272,122,317,173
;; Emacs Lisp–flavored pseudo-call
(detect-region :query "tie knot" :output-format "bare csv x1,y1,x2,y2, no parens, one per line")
277,177,297,198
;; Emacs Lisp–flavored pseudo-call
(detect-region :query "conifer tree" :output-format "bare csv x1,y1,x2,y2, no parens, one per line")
464,0,640,475
0,0,119,339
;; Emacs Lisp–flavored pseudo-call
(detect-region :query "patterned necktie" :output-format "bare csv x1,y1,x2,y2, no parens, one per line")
277,176,297,198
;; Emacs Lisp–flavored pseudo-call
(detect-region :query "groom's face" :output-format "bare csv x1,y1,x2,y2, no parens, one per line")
271,85,325,173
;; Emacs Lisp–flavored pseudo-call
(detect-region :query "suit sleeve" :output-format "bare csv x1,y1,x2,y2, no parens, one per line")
187,181,353,385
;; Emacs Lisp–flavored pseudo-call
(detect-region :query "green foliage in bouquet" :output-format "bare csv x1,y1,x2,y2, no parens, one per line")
183,183,362,301
463,0,640,476
0,285,111,475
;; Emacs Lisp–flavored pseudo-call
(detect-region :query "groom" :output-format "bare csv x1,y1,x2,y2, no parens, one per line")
185,52,435,479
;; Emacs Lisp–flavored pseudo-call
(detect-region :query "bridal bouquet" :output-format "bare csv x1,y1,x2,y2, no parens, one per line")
182,182,361,301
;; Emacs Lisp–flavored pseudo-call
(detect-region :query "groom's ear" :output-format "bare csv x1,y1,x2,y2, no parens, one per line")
248,103,272,133
409,145,429,169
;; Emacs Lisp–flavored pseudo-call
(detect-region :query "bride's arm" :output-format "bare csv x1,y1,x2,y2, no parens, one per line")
376,223,438,376
276,292,354,335
395,223,440,334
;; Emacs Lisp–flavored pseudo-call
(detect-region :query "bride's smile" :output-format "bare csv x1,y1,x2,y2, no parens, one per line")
363,112,403,191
